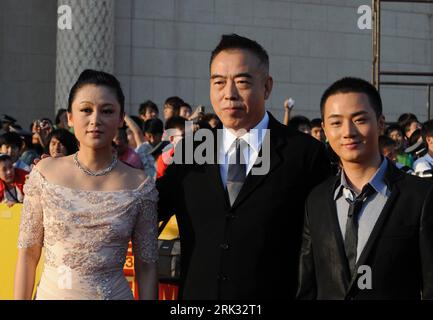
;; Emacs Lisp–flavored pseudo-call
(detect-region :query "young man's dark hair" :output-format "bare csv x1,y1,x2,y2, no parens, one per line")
45,129,79,156
310,118,322,129
385,124,404,137
210,33,269,72
144,118,163,136
320,77,382,120
164,96,184,110
0,132,23,149
421,120,433,144
164,116,186,131
139,100,159,117
398,113,418,128
288,115,311,132
379,135,397,151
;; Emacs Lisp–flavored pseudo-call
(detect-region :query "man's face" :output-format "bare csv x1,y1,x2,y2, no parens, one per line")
179,106,192,119
164,105,175,120
145,132,161,147
388,129,404,150
311,126,324,142
210,49,273,132
49,137,67,158
406,121,421,139
0,159,15,184
322,92,384,165
0,144,20,163
143,108,158,121
382,146,397,163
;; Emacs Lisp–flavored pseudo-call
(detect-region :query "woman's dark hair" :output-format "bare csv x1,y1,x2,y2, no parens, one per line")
68,69,125,114
45,129,79,156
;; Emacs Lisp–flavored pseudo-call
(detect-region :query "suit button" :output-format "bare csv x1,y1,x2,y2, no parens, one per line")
220,243,229,250
225,214,237,219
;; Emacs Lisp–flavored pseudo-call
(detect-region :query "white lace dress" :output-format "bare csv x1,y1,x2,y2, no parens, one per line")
17,169,158,300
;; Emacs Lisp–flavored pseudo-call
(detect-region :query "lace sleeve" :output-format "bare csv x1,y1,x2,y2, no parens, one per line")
17,169,44,249
132,180,159,263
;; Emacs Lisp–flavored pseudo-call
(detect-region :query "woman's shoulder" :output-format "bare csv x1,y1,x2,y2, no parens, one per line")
116,161,155,191
35,156,73,178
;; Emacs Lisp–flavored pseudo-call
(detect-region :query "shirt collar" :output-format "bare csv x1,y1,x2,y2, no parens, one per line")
334,157,389,200
222,111,269,155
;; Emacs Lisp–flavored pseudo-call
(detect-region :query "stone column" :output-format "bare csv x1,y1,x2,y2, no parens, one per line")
55,0,115,111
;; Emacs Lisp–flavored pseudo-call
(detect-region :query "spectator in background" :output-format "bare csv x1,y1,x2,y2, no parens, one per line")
125,115,145,150
1,114,17,133
379,135,398,163
17,131,40,167
0,153,28,206
203,113,221,129
155,116,185,179
310,118,325,143
179,102,192,119
163,96,184,121
288,115,311,135
46,129,78,158
0,132,30,172
413,120,433,176
398,113,422,140
55,109,70,130
31,118,54,150
139,100,159,121
385,124,413,168
113,127,143,170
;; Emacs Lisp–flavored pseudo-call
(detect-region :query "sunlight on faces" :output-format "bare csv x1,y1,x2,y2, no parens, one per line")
0,144,20,163
67,85,124,151
0,159,15,184
210,49,273,132
322,92,384,165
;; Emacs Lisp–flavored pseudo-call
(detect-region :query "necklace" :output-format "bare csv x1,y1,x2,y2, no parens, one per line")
73,152,118,177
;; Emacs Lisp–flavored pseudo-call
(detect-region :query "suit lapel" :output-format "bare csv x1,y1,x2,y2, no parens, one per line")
327,175,352,291
230,113,284,210
346,163,404,295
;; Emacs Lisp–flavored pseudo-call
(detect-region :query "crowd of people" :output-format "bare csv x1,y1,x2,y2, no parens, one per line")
3,33,433,300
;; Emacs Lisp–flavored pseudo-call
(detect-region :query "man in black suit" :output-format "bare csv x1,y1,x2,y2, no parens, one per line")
297,77,433,300
157,34,331,299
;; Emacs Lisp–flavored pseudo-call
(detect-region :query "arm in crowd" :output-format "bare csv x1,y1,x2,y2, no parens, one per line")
124,114,146,147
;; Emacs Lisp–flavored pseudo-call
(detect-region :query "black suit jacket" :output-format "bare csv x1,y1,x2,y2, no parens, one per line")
297,162,433,300
156,112,331,299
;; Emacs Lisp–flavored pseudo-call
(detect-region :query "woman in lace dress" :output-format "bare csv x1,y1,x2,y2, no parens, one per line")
14,70,158,300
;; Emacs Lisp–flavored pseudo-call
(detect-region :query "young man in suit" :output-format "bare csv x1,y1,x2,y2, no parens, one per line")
156,34,331,299
297,77,433,300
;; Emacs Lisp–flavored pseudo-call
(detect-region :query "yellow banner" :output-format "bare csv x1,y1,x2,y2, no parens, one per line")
0,204,43,300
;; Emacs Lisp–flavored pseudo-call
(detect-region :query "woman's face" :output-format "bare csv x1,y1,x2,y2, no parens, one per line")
49,137,67,158
67,85,124,151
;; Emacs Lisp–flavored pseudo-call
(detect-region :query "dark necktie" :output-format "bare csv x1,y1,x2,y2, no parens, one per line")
344,184,376,275
227,138,246,206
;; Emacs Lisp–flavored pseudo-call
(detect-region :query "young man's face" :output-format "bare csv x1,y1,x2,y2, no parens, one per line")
311,126,324,142
179,106,192,119
145,132,161,147
0,144,20,163
0,159,15,184
210,49,273,132
322,92,384,166
163,105,176,120
388,129,404,150
143,107,158,121
382,145,397,163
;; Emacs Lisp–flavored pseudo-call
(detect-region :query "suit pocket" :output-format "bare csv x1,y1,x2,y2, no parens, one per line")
380,225,417,239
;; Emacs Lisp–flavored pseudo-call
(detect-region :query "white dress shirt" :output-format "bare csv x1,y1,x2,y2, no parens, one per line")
219,112,269,187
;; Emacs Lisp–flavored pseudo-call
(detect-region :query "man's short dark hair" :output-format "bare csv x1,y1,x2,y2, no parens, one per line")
421,120,433,144
398,113,419,134
210,34,269,72
288,116,311,131
311,118,322,129
139,100,159,116
144,118,163,136
0,132,23,149
379,135,396,151
165,116,186,131
320,77,382,120
0,153,12,163
385,124,404,137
